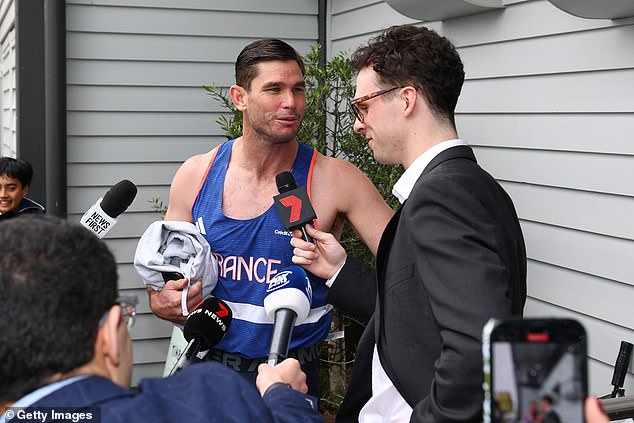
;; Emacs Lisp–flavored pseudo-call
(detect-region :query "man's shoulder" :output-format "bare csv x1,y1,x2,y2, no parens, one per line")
312,153,367,183
137,362,256,399
126,363,275,421
184,146,220,168
173,146,222,185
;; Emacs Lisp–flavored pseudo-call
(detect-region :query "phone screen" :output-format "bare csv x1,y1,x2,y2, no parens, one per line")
484,319,586,423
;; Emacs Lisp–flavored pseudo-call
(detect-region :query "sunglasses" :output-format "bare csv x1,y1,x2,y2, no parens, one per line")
349,86,404,123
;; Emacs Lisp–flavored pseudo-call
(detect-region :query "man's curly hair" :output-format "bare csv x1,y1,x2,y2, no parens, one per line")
351,25,464,127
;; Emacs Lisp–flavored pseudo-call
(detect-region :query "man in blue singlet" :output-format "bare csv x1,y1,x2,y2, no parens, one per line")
146,39,393,395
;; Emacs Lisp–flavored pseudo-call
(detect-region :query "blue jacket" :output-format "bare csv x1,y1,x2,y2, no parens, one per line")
26,363,322,423
0,197,45,220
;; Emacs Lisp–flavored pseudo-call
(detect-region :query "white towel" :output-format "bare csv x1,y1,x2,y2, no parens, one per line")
134,221,217,315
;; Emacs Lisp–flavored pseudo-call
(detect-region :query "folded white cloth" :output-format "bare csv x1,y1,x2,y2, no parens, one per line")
134,221,217,315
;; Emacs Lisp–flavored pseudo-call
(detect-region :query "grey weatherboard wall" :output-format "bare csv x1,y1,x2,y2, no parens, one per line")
65,0,634,397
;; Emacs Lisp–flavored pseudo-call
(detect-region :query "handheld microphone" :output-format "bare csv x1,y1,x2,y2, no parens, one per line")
80,179,137,238
273,171,316,242
263,265,313,366
169,297,233,375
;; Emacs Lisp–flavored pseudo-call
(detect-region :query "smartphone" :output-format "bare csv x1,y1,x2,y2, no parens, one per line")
482,318,587,423
161,271,185,282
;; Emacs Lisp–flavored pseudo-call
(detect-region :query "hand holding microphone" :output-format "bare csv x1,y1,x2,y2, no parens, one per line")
257,358,309,396
263,265,313,366
169,297,232,375
80,179,137,238
290,224,347,281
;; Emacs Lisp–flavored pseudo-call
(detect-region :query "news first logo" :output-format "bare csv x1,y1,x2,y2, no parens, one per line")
266,270,313,303
83,211,111,235
4,407,100,423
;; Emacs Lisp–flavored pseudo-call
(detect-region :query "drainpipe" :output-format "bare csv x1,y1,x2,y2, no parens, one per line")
15,0,67,217
318,0,327,66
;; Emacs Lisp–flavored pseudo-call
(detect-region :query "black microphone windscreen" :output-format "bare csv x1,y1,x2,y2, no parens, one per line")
184,298,232,349
100,180,137,218
275,171,297,193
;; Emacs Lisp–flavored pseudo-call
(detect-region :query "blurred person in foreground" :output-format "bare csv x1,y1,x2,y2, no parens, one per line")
0,216,321,423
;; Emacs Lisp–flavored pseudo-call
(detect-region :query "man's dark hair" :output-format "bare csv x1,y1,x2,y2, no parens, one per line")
0,157,34,188
541,394,554,405
235,39,305,91
351,24,465,128
0,216,118,403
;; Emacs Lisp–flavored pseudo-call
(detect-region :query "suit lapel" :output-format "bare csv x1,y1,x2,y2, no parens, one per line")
374,202,405,342
376,203,404,282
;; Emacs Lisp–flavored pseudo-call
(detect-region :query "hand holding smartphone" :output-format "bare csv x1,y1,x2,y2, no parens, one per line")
483,318,587,423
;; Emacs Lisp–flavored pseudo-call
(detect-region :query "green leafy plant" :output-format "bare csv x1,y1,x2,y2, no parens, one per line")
203,45,403,414
149,197,168,216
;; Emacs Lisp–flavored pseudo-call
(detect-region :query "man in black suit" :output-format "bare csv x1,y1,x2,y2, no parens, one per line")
291,24,527,422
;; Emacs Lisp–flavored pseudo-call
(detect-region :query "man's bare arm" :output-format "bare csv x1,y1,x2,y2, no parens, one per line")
324,158,394,256
147,150,216,324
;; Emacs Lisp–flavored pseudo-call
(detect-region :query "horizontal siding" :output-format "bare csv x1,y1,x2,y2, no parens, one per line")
67,0,316,14
67,5,316,38
67,186,170,215
330,2,420,55
474,147,634,196
329,0,634,399
458,114,634,154
67,136,225,162
527,260,634,324
501,182,634,240
131,363,166,385
0,0,14,157
118,263,151,290
68,86,229,111
67,0,319,384
67,60,234,86
460,26,634,78
526,299,634,395
461,70,634,112
67,111,227,136
68,162,181,186
67,33,315,62
132,338,171,365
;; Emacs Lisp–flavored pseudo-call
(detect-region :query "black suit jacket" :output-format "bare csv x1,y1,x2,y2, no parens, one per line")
328,145,526,423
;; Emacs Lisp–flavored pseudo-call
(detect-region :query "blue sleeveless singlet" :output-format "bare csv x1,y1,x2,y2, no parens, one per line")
192,139,332,358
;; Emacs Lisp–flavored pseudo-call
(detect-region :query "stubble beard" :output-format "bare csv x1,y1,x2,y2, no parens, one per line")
248,112,302,146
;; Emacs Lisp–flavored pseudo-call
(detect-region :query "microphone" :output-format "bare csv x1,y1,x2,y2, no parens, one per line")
273,171,317,242
606,341,633,398
169,297,232,375
80,179,137,238
263,265,313,365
